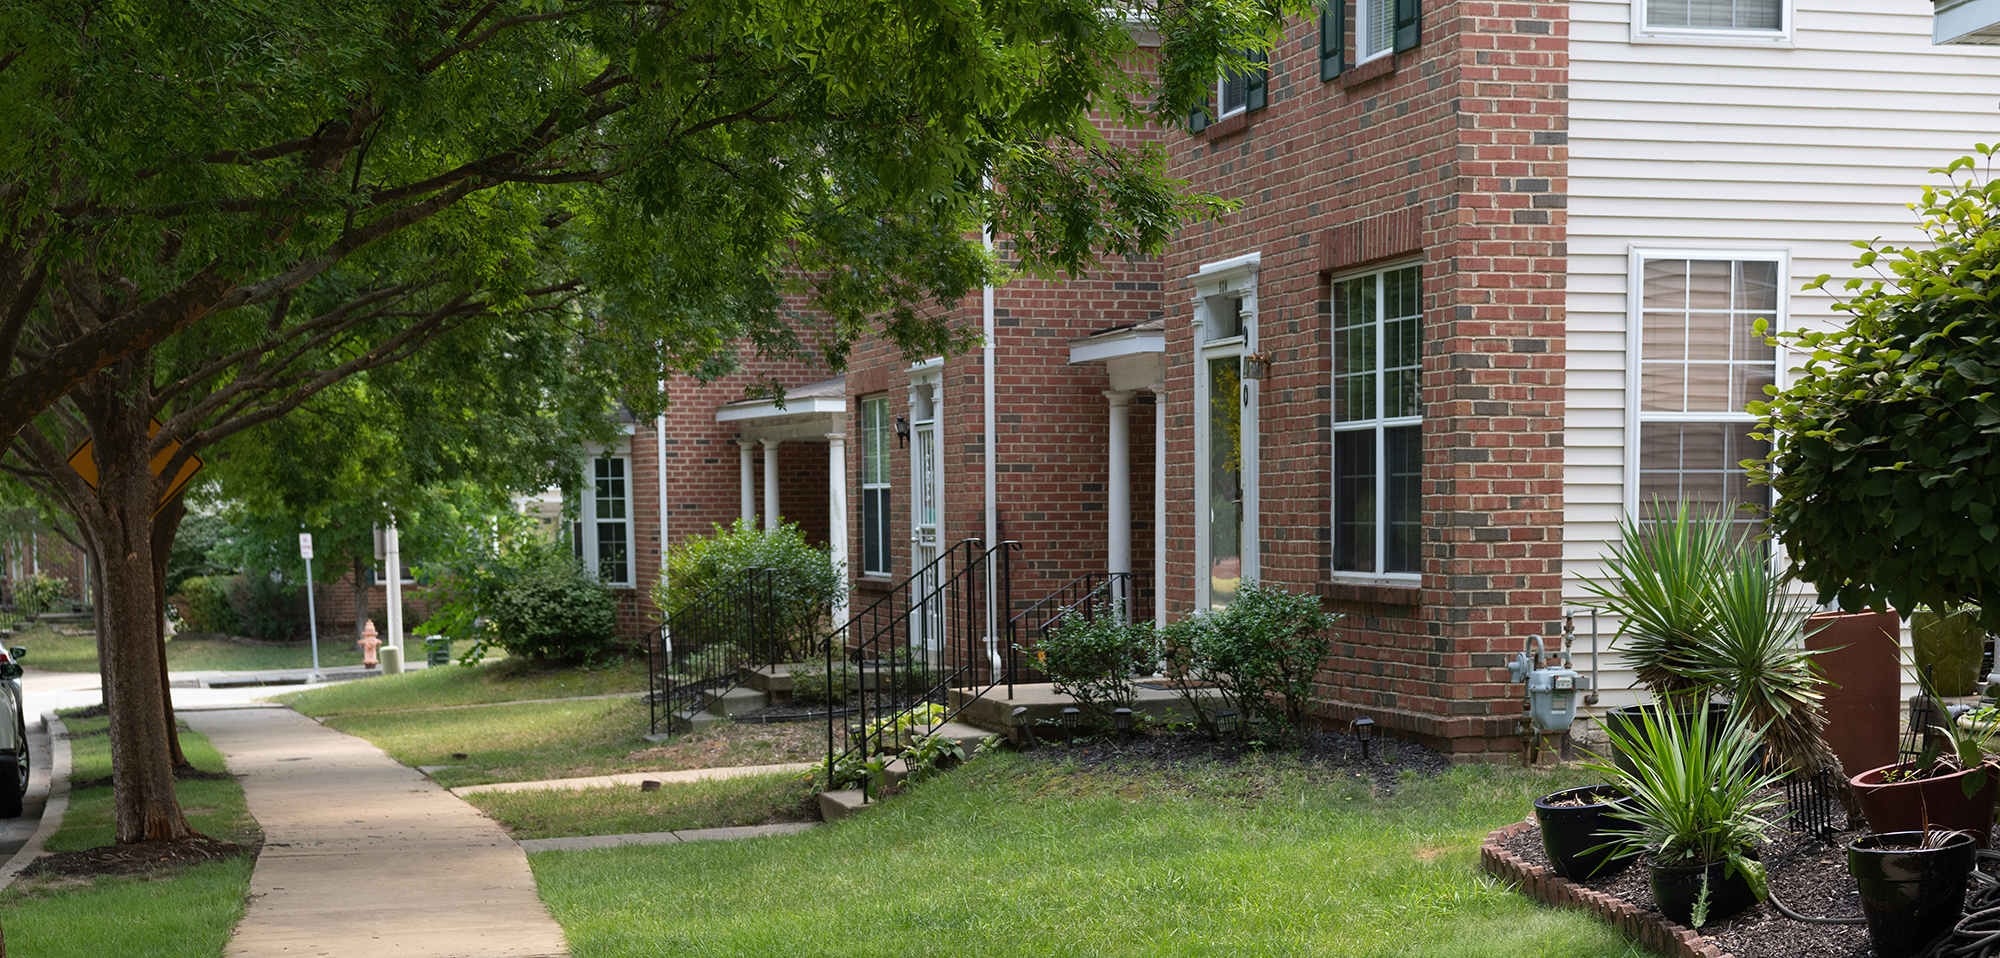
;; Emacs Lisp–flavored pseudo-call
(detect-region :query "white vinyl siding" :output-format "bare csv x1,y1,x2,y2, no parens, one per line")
1566,0,2000,707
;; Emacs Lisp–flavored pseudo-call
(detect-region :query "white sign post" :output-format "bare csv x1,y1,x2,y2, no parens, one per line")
299,533,321,681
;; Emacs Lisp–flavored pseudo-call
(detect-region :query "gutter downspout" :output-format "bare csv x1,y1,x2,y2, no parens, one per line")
983,191,999,670
657,379,671,655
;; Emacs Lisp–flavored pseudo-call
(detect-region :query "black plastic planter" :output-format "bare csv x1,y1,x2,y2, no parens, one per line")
1848,830,1977,958
1534,785,1638,880
1648,856,1759,927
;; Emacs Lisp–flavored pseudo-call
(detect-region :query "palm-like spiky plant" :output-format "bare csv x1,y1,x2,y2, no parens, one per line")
1582,501,1738,699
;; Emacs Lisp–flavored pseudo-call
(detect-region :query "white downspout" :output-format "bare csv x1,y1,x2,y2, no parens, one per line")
657,384,671,654
982,188,999,671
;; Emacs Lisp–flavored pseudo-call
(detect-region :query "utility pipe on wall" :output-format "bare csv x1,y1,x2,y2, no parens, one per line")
657,385,671,653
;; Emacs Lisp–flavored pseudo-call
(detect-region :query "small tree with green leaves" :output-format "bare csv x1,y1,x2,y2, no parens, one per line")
1751,147,2000,631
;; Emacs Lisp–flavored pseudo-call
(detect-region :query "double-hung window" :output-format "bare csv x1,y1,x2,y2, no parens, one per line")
1320,0,1421,79
1188,49,1267,131
1633,0,1788,43
860,396,892,576
1332,263,1423,577
590,456,632,587
1631,252,1782,535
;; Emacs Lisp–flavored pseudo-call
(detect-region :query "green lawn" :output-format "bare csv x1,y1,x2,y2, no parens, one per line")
15,620,371,673
0,710,260,958
320,696,657,788
528,752,1647,958
465,771,814,839
278,656,644,717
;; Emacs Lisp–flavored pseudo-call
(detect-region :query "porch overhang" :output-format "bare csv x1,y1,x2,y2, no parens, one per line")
1935,0,2000,44
1068,320,1165,392
715,376,847,441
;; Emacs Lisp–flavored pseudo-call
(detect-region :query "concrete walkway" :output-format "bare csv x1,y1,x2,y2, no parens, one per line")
184,708,571,958
451,762,815,797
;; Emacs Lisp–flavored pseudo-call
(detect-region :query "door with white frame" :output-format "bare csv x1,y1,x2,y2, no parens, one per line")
1193,255,1260,610
909,362,945,655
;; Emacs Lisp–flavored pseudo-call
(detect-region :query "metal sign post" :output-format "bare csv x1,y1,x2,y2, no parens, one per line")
300,532,321,682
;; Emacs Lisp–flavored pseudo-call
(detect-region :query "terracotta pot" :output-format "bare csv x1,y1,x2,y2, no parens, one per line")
1850,761,1999,848
1807,611,1902,777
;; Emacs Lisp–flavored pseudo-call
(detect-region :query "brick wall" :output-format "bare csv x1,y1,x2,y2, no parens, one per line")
1163,1,1570,759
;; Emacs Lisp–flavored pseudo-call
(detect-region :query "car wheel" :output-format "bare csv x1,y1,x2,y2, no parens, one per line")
0,743,24,818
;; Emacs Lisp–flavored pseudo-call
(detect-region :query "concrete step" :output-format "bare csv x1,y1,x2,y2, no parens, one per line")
743,665,804,696
701,686,768,717
818,789,874,821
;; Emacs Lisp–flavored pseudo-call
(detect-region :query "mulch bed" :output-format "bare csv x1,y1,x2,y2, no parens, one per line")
24,836,254,880
1499,796,1874,957
1036,727,1454,796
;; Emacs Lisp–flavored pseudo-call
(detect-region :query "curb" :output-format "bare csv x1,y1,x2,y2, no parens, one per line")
1481,821,1735,958
0,712,72,891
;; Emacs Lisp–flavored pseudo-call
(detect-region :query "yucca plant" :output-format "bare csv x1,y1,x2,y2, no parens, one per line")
1582,501,1738,699
1587,705,1786,919
1680,547,1862,821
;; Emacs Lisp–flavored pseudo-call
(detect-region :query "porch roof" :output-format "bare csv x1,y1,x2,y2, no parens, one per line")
715,375,847,442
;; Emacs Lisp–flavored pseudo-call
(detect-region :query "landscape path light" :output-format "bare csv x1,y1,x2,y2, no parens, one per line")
1352,716,1376,761
1013,706,1037,748
1113,707,1133,745
1061,706,1080,746
1213,709,1239,742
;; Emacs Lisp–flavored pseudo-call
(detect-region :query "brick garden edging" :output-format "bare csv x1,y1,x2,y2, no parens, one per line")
1481,821,1736,958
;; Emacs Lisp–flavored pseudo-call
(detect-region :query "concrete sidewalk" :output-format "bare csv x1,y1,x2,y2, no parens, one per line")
184,708,571,958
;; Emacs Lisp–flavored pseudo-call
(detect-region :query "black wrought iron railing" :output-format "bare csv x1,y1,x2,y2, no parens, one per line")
1003,571,1133,697
821,539,1017,801
647,567,790,735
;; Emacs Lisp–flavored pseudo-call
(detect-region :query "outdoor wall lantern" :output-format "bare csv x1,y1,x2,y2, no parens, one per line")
1351,716,1376,761
1061,706,1081,746
1212,709,1239,742
1113,707,1134,745
1013,706,1037,749
895,415,910,448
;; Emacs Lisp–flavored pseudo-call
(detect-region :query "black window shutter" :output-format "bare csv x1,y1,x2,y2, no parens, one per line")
1320,0,1346,81
1189,96,1210,133
1394,0,1420,51
1246,50,1268,111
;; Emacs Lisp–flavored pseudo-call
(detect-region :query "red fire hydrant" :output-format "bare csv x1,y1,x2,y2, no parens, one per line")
360,619,382,669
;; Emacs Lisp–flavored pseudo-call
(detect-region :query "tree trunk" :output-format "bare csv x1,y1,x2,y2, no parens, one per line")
90,411,197,845
152,499,188,770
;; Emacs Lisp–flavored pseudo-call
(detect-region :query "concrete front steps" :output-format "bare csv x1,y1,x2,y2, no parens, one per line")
947,681,1222,744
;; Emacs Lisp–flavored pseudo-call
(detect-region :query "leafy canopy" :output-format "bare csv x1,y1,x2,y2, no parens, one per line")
1750,147,2000,630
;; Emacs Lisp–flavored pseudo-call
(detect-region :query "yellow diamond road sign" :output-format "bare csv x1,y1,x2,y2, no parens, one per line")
66,418,205,515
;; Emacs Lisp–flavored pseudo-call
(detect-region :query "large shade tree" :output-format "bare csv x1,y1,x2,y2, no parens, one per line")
1751,148,2000,630
0,1,1290,846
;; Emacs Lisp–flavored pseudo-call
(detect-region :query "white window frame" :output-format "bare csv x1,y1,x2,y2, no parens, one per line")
860,395,894,577
1624,246,1789,523
1329,258,1425,584
1356,0,1397,64
1630,0,1792,46
1192,252,1261,611
580,450,635,588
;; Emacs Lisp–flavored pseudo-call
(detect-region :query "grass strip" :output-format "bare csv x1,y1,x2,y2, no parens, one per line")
279,656,645,717
529,752,1650,958
0,710,260,958
322,696,655,788
17,622,369,674
464,771,814,840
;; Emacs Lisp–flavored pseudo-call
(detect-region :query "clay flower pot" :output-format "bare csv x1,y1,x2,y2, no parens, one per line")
1850,761,1999,848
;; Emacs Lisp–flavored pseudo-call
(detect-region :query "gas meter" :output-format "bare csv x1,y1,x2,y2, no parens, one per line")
1507,634,1591,733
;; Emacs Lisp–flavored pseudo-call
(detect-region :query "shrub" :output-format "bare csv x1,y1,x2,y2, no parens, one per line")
422,533,619,665
788,658,859,705
227,573,307,642
1028,600,1155,724
1158,581,1340,743
177,576,242,634
656,519,845,662
11,572,72,618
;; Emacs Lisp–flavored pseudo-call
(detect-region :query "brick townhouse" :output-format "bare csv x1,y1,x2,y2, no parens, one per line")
595,0,2000,759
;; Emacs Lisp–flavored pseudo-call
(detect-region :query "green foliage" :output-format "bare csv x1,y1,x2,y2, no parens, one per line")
1158,581,1341,741
10,571,71,618
1914,604,1987,696
422,523,619,665
787,659,858,705
1586,706,1783,904
804,703,952,790
225,574,306,642
1751,147,2000,631
176,576,242,635
656,519,845,663
1579,502,1737,699
1029,600,1156,724
164,511,235,594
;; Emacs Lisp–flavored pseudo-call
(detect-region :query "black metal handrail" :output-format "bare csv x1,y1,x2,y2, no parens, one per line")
1003,571,1133,697
821,539,1018,801
647,567,786,735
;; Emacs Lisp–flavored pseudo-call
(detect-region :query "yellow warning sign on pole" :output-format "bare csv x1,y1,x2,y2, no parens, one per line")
65,418,205,515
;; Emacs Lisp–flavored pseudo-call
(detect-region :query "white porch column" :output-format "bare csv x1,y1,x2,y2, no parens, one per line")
1105,390,1133,615
1149,383,1166,626
826,432,849,625
737,439,755,526
762,438,782,531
